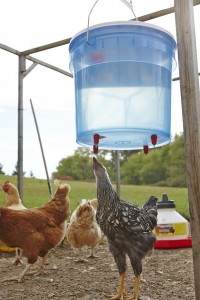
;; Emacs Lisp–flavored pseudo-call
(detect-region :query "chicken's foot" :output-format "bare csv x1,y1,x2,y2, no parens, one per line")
27,257,46,276
28,266,46,276
108,272,128,300
75,258,89,263
87,247,99,258
12,257,23,267
128,275,140,300
2,264,31,283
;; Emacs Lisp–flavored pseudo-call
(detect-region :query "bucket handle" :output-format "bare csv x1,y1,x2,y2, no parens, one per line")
86,0,138,45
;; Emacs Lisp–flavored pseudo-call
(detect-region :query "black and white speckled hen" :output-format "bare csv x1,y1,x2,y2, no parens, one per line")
93,157,157,300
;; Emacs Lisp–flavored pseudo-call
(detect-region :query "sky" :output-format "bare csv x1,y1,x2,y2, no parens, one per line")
0,0,199,179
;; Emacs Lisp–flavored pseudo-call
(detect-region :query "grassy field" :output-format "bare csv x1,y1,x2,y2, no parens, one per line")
0,174,189,220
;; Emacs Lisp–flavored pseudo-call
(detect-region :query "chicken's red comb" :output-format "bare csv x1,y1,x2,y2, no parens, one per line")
2,181,11,192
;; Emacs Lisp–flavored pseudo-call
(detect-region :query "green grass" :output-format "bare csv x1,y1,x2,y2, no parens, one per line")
0,175,189,219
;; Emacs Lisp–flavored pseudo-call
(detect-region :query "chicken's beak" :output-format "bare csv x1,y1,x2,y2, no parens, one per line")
93,157,97,171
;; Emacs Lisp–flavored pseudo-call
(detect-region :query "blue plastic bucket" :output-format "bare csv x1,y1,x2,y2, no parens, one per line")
69,21,176,150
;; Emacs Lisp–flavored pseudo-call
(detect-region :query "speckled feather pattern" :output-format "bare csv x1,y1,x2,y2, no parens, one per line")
93,157,158,276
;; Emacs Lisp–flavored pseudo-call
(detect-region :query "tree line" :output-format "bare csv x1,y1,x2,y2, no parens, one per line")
52,133,187,187
0,134,186,187
0,163,34,178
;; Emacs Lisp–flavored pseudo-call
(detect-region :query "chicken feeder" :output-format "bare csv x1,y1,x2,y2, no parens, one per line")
69,21,177,151
154,194,192,249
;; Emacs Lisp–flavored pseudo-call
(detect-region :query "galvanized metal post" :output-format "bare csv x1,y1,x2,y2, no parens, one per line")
116,150,120,197
17,55,25,200
174,0,200,298
30,99,54,197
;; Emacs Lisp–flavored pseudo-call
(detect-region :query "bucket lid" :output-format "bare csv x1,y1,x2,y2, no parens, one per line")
157,193,176,209
69,20,176,49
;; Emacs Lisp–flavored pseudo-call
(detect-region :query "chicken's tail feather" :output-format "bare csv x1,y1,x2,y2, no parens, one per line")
54,179,71,191
142,196,158,231
81,199,87,205
143,195,158,208
147,209,158,230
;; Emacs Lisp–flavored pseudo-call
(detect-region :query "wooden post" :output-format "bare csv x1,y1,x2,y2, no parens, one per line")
174,0,200,298
17,55,25,200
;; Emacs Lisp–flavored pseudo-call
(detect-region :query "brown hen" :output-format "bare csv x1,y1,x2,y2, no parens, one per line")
1,181,27,265
66,199,101,259
0,181,70,282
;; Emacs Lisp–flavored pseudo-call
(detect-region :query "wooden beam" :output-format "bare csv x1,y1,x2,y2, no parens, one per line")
12,0,200,57
1,0,199,207
26,55,73,78
174,0,200,299
20,37,71,56
23,62,38,78
0,43,20,55
135,0,200,21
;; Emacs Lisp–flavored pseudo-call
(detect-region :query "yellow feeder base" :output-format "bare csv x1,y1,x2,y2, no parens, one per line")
0,246,15,252
0,241,15,252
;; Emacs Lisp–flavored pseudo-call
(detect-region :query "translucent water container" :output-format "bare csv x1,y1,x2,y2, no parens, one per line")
155,194,189,241
69,21,177,150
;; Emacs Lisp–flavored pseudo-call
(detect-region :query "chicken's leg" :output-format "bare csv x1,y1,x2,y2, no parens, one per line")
88,247,99,258
3,256,48,283
109,272,127,300
33,256,46,275
12,248,23,266
2,263,31,282
27,256,47,276
128,275,140,300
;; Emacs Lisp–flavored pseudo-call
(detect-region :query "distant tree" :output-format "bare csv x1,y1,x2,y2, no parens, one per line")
74,147,93,157
166,134,187,187
52,147,114,181
120,150,140,162
121,152,144,184
0,163,5,175
121,133,186,187
12,163,18,176
52,133,187,187
52,151,94,181
29,171,35,178
139,146,169,185
12,162,26,176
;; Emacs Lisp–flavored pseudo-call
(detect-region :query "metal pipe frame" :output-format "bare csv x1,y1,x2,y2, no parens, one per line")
0,0,199,199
